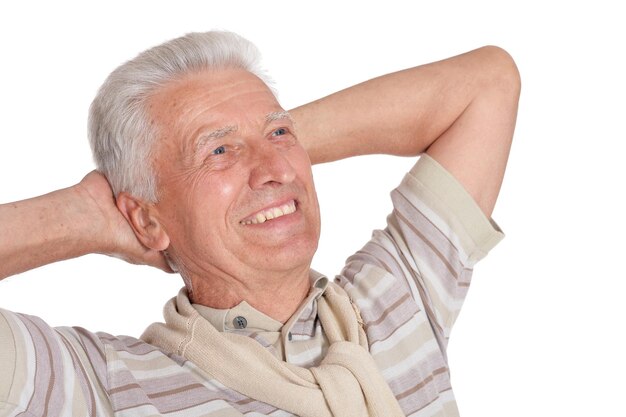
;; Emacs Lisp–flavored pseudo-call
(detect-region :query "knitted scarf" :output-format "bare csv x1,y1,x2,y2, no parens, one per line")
141,284,405,417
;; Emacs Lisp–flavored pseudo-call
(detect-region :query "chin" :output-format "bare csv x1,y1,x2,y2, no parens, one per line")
261,236,318,271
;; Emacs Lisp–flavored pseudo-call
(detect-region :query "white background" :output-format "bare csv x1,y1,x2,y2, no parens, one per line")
1,1,624,416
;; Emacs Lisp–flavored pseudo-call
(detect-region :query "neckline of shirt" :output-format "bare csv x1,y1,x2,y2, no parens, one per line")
192,270,329,334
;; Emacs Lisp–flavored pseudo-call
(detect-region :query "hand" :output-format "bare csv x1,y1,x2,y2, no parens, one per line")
74,171,174,273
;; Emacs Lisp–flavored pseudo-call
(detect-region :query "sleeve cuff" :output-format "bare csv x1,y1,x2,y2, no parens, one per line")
401,154,505,264
0,310,17,403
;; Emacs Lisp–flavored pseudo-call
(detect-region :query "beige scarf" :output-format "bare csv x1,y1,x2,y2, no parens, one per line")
142,284,405,417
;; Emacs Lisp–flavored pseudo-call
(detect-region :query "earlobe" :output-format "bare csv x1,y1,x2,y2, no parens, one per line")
116,192,170,251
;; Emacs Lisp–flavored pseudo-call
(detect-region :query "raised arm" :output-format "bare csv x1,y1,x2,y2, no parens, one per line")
291,46,520,217
0,171,171,280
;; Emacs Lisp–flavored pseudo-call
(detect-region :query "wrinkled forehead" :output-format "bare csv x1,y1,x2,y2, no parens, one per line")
145,68,291,170
147,68,282,138
149,68,275,114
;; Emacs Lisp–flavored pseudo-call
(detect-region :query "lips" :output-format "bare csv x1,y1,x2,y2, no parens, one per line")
240,200,297,225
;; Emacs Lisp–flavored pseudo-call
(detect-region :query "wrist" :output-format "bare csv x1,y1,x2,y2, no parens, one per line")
49,186,101,258
67,182,113,256
0,185,97,279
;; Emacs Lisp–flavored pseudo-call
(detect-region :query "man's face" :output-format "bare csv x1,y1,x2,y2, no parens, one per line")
148,68,320,285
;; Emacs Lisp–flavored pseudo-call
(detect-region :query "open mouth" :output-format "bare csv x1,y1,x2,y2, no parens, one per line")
240,200,297,225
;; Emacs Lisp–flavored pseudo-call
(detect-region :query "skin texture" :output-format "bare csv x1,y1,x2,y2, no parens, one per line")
0,46,520,325
117,69,321,322
292,46,520,216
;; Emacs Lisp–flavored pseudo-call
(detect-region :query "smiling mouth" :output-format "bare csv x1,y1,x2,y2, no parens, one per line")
240,200,297,225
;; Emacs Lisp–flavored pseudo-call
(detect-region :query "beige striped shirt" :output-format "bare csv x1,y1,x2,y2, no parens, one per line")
0,154,503,416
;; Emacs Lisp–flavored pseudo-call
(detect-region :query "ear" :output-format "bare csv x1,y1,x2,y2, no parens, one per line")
116,192,170,251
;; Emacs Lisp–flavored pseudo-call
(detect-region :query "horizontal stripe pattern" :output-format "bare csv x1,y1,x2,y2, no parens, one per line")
1,154,503,416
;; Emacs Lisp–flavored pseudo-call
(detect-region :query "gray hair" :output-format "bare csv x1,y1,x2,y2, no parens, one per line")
88,31,273,202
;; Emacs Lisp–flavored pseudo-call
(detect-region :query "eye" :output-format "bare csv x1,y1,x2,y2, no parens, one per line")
211,145,226,155
272,127,287,136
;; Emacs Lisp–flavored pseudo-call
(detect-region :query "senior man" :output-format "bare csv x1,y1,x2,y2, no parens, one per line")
0,31,519,416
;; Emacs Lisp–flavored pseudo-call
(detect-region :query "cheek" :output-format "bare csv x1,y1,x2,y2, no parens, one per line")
189,173,243,228
214,181,236,200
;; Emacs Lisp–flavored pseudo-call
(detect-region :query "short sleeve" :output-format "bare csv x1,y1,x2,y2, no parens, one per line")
0,308,111,417
343,154,504,349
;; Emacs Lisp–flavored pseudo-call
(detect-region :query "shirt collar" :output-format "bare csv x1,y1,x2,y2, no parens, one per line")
192,270,329,333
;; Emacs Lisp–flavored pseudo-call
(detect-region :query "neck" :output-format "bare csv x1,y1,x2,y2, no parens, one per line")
186,266,311,323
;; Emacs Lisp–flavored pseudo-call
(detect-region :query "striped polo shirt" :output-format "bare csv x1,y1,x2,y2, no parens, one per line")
0,154,503,416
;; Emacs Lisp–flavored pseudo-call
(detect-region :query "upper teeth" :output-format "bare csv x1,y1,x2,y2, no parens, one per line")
241,201,296,225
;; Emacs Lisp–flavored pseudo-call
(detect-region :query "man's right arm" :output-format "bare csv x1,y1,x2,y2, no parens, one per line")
292,45,520,218
0,171,170,280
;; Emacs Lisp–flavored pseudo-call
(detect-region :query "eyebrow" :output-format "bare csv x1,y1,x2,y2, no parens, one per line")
193,111,293,154
266,111,293,123
194,125,237,152
205,125,238,140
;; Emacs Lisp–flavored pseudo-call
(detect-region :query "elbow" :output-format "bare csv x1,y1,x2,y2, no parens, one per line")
477,45,522,99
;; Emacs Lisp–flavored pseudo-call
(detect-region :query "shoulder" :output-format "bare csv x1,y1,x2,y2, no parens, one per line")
0,308,114,415
392,153,504,264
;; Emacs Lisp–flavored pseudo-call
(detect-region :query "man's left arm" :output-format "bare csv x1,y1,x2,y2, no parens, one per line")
0,171,171,280
291,45,520,217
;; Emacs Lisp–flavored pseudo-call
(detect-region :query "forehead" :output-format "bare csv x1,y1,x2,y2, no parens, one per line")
147,68,281,137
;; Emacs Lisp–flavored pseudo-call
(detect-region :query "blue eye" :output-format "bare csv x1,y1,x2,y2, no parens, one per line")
273,128,287,136
212,146,226,155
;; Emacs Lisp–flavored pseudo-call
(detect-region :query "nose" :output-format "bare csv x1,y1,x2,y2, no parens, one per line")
248,142,297,190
